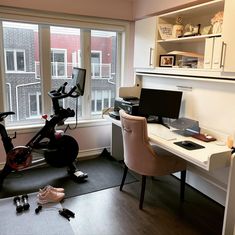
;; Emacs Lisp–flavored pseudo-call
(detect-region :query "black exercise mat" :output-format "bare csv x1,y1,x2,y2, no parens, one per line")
0,155,137,199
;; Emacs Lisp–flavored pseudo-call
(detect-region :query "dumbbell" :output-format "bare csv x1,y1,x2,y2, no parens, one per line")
13,196,23,213
35,205,42,214
21,194,30,210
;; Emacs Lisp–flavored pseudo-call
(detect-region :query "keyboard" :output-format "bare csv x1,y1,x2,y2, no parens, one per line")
150,129,177,141
108,111,120,120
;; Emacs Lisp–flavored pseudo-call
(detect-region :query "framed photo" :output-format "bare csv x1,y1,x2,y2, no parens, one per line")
159,55,176,67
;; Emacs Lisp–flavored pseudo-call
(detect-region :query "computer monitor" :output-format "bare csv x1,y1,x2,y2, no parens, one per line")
72,67,86,96
138,88,183,127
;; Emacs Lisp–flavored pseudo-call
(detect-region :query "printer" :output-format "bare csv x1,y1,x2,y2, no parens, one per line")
109,97,139,119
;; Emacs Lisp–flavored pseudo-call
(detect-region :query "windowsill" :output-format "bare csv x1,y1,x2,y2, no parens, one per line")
6,118,111,134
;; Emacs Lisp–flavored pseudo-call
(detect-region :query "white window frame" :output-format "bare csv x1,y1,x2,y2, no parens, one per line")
5,49,26,73
0,6,131,128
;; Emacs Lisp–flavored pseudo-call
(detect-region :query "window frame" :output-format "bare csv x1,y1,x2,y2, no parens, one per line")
4,49,26,73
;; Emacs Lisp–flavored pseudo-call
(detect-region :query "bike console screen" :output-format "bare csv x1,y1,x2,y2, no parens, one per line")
72,67,86,96
48,67,86,100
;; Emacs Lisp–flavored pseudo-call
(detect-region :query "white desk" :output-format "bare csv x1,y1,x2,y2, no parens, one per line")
108,116,234,234
148,124,231,171
109,116,231,171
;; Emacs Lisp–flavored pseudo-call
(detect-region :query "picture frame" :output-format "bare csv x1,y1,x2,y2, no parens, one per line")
159,55,176,67
158,24,173,40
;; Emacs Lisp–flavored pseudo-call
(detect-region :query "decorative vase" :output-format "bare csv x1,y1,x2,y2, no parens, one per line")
172,24,184,38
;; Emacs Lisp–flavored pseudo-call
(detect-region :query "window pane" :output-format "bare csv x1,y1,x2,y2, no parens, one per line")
51,50,66,77
91,30,117,119
29,94,37,114
3,21,42,127
29,93,41,117
50,26,82,119
91,52,101,77
16,51,25,71
6,51,14,71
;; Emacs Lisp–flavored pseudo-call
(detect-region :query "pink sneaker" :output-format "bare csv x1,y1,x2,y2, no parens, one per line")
37,189,65,204
39,185,64,193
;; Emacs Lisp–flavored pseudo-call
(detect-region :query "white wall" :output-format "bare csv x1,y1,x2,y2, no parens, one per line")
0,0,134,21
0,0,212,21
0,121,111,164
140,74,235,205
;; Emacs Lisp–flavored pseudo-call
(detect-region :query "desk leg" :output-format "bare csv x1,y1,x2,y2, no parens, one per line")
222,153,235,235
111,123,124,161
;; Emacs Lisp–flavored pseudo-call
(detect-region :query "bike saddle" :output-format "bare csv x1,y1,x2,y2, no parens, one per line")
0,111,15,121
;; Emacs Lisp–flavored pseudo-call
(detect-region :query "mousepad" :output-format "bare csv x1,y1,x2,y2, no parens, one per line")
174,140,205,150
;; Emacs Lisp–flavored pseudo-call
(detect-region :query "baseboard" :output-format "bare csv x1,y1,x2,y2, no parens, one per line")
186,170,226,206
77,147,110,159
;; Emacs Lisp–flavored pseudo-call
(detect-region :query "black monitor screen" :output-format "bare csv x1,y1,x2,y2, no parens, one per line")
138,88,182,125
72,67,86,96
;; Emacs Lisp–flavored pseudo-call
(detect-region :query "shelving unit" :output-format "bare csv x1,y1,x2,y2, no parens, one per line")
134,0,235,78
156,0,225,69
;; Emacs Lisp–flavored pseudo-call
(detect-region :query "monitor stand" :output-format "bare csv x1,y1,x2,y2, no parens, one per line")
147,116,170,129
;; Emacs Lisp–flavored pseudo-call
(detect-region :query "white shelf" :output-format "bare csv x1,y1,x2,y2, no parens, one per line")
135,67,235,83
157,33,222,44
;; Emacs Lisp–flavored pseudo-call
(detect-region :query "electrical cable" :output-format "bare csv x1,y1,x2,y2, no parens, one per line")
64,97,79,133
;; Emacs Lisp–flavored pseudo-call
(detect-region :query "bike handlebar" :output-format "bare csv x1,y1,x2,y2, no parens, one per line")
0,111,15,121
48,82,80,100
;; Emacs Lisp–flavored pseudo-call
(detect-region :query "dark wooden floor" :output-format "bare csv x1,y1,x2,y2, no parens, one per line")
63,174,224,235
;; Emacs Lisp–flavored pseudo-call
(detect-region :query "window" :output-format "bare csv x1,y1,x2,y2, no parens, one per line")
91,90,112,114
91,51,101,78
51,49,67,78
2,21,42,126
50,26,81,118
5,49,26,72
0,11,127,127
91,30,117,119
29,92,42,117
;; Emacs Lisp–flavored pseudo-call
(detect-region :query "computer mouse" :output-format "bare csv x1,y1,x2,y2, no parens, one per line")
181,141,194,147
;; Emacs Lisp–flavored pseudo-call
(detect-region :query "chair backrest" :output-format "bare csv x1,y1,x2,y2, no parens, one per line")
119,110,186,176
119,109,163,175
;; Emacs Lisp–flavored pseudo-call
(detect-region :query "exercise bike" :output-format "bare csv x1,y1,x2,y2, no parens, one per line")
0,67,88,187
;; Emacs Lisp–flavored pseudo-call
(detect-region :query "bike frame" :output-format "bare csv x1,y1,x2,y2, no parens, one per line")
0,82,81,183
0,68,87,185
0,122,14,154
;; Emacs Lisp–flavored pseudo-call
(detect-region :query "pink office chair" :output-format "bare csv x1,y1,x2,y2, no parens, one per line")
119,109,187,209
